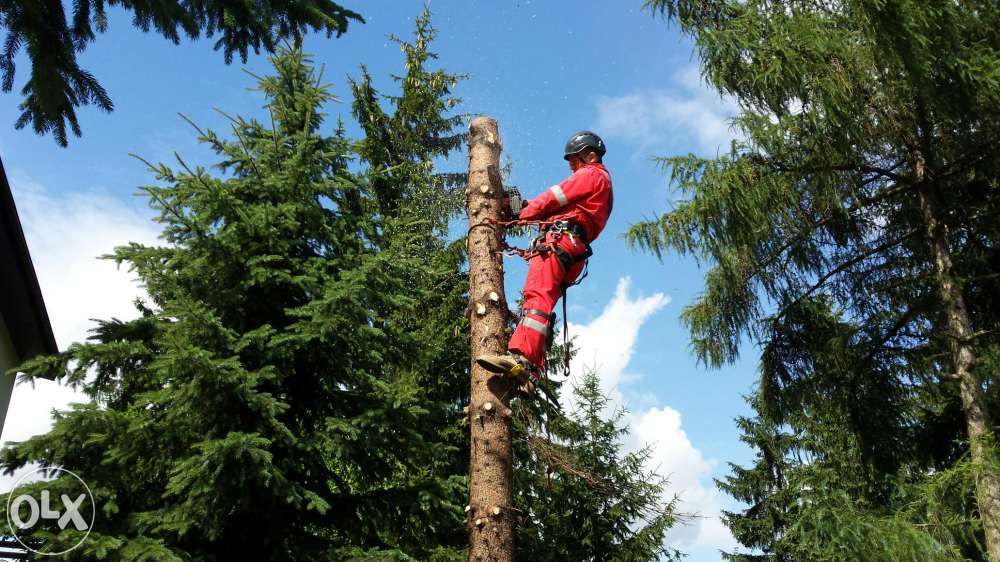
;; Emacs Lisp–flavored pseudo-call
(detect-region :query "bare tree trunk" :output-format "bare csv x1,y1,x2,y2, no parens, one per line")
465,117,515,562
915,153,1000,561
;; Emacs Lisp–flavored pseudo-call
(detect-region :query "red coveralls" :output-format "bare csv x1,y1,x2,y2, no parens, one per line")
508,162,613,371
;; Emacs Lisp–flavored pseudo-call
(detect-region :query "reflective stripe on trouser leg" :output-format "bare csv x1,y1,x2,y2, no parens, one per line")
520,315,550,337
509,311,551,371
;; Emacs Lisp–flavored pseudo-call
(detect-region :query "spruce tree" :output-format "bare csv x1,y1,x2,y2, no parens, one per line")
636,0,1000,558
350,7,466,221
514,371,681,562
1,42,460,561
720,297,974,561
716,396,798,562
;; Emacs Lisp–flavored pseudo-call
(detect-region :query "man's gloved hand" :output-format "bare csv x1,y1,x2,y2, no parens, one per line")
516,201,530,220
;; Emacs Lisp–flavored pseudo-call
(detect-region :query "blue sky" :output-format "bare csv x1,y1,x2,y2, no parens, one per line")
1,1,761,559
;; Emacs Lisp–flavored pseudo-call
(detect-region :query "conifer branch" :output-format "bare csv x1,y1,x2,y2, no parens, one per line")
776,229,919,321
211,107,264,179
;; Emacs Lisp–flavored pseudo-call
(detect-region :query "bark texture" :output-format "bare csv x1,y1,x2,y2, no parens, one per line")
465,117,514,562
915,153,1000,561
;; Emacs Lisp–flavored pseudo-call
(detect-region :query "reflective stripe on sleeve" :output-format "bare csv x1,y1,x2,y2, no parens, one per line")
520,316,549,336
549,185,569,207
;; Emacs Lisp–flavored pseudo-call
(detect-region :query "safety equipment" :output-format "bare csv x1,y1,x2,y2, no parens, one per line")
517,377,560,405
516,378,536,398
501,186,524,221
476,353,533,381
507,230,589,370
548,221,592,260
563,131,606,160
506,163,612,372
496,157,613,376
524,221,593,278
474,355,553,403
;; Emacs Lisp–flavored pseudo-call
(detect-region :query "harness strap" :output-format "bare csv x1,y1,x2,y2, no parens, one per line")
552,243,593,272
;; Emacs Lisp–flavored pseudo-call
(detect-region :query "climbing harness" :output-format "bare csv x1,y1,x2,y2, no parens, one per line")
483,217,593,376
486,218,591,267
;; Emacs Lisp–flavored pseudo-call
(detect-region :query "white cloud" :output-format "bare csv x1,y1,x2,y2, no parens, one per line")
565,277,737,553
593,65,738,157
566,277,669,410
2,173,159,488
10,174,158,349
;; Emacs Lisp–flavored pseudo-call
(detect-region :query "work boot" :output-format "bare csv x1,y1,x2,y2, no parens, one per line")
476,353,533,381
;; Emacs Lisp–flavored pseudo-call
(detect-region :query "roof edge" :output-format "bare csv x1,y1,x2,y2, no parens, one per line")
0,155,58,361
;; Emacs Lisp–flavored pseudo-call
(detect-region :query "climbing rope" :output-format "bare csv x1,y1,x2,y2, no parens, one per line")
475,217,557,260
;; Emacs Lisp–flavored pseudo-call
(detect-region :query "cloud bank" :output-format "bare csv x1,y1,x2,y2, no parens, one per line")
567,277,736,552
594,65,738,157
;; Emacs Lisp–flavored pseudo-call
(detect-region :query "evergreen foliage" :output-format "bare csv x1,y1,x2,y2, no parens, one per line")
716,396,797,562
350,8,466,221
718,299,980,561
638,0,1000,558
513,371,681,562
345,7,472,558
0,7,687,559
0,0,362,146
0,14,466,557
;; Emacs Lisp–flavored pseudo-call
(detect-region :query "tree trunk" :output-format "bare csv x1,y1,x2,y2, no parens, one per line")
465,117,515,562
915,153,1000,561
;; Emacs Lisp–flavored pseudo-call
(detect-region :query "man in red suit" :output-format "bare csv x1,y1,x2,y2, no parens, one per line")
477,131,613,386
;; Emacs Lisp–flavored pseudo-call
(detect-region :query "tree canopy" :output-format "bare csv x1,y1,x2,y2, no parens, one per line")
0,0,362,146
638,0,999,558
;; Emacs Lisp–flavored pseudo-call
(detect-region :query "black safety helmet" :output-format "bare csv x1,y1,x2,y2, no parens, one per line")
563,130,606,161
